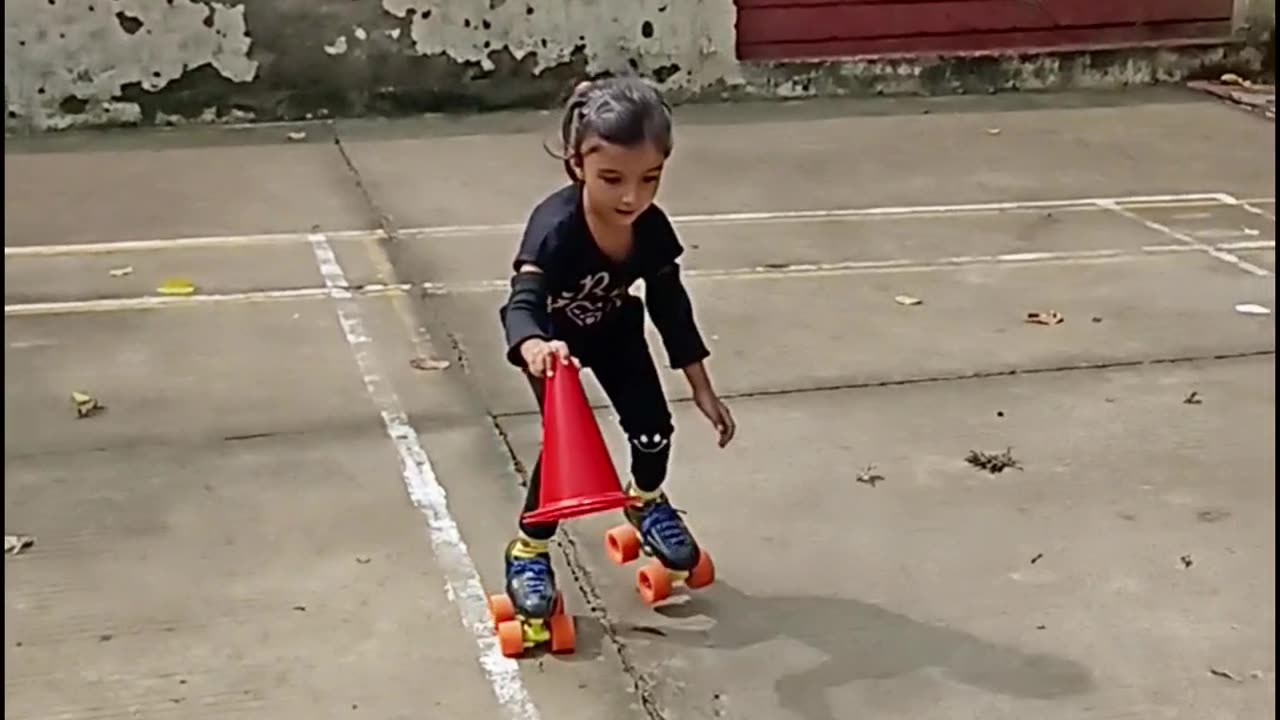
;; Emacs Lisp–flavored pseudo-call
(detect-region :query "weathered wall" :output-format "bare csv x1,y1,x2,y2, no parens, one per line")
3,0,1270,132
5,0,742,131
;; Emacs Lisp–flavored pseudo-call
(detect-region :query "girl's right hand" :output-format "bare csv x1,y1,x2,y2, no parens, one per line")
520,338,577,377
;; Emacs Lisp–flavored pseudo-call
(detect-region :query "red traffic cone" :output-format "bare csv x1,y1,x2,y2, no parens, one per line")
521,361,637,524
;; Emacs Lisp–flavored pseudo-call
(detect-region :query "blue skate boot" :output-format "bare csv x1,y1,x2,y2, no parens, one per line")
604,487,716,604
487,536,575,657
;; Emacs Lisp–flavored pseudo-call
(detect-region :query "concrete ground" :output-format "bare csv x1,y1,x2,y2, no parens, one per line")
4,87,1275,720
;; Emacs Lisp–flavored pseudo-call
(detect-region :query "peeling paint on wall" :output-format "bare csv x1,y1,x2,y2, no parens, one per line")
5,0,257,130
379,0,742,92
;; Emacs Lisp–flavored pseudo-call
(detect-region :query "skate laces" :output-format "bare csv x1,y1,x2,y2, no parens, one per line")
510,554,552,596
641,499,690,549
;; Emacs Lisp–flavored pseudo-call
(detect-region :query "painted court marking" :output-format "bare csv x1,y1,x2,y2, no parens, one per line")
1099,200,1273,277
4,192,1271,257
306,233,542,720
6,239,1275,316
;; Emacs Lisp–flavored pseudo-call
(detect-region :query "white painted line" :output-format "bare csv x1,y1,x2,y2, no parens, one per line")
7,193,1268,257
305,233,541,720
1188,227,1262,240
1098,201,1273,277
10,240,1274,315
1214,193,1277,221
400,192,1237,238
3,228,386,257
3,284,408,316
424,240,1276,294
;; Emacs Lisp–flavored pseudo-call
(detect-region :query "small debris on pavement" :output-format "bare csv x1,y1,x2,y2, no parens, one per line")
1091,316,1102,323
996,410,1005,418
292,604,307,612
108,265,134,277
71,390,104,418
1036,624,1047,630
5,534,34,556
1030,552,1044,564
1025,310,1064,325
711,692,729,718
1209,666,1242,682
1249,670,1264,679
893,294,922,306
409,356,450,371
965,447,1022,474
286,131,307,141
1180,554,1194,569
157,277,196,296
1234,303,1271,315
986,127,1002,135
855,465,885,487
629,625,669,637
1183,391,1203,405
355,556,371,564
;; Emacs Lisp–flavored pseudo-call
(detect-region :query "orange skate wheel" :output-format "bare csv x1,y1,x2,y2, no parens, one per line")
488,593,516,627
636,559,673,604
496,619,525,658
686,549,716,589
548,613,576,654
605,525,642,564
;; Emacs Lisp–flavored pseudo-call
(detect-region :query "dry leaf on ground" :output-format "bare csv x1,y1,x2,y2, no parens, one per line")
71,390,104,418
1025,310,1064,325
157,277,196,296
5,534,34,556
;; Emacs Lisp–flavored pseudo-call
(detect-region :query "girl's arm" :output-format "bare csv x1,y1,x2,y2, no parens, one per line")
645,263,737,446
643,263,710,371
502,263,552,367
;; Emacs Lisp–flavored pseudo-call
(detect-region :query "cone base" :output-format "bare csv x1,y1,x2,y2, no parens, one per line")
521,491,639,524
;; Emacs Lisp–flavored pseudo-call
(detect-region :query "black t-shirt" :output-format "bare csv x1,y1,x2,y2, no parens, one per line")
500,183,709,369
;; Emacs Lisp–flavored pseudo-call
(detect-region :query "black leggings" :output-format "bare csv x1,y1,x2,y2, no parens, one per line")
519,312,674,541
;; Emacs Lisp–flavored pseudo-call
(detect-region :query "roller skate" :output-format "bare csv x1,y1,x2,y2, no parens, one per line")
603,488,715,604
487,537,576,658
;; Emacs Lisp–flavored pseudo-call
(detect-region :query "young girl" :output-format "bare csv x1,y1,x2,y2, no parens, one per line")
498,75,736,620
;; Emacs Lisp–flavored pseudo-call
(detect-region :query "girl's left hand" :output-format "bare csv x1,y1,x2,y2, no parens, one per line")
693,389,736,448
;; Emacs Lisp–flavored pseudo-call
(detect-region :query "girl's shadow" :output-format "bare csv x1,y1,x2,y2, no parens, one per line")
631,581,1093,720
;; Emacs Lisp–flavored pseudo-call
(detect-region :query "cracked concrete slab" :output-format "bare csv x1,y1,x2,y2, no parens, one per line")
431,251,1276,417
496,356,1276,720
3,139,371,246
336,92,1275,231
2,298,514,718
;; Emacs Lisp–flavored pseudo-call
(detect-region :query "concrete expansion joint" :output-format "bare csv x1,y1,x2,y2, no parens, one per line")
488,350,1279,420
490,415,671,720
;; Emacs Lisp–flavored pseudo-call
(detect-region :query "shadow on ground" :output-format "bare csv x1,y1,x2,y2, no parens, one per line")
619,581,1093,720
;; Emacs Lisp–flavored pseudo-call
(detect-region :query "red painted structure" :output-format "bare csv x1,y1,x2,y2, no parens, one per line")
734,0,1236,60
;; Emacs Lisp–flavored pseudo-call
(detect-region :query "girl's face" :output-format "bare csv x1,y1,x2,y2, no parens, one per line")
573,137,667,228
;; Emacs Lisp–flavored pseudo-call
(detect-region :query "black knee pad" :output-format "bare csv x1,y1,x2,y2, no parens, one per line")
628,430,672,491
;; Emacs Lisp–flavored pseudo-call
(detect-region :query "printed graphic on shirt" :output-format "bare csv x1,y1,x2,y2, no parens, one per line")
547,270,628,327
